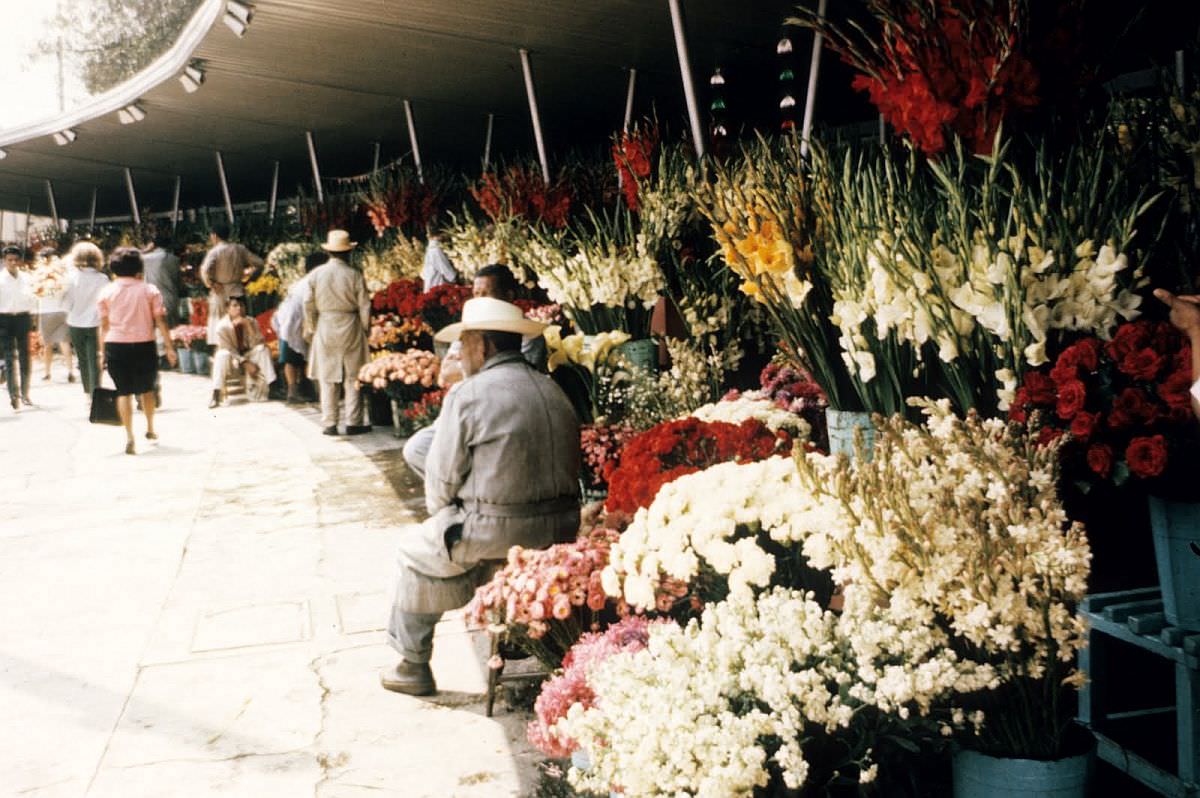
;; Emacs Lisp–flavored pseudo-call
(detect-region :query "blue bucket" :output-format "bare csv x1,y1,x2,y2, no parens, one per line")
953,749,1091,798
617,339,657,373
177,348,195,374
1148,496,1200,632
825,408,875,461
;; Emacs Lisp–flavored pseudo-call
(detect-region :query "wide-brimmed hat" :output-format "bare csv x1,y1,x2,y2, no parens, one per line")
435,297,547,343
320,229,357,252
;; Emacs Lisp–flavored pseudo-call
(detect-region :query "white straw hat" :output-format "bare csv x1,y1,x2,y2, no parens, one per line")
434,297,547,343
320,229,357,252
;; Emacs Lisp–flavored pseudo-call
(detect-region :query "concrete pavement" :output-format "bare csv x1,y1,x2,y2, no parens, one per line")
0,364,539,797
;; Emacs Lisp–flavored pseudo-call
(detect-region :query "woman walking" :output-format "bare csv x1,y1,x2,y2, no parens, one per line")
61,241,110,395
97,248,177,454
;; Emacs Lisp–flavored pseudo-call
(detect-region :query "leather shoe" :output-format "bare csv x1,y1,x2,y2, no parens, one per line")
379,661,435,696
322,426,339,436
345,425,371,436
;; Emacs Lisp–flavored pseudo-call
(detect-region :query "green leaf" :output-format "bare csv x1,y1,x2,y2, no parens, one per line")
1113,461,1131,485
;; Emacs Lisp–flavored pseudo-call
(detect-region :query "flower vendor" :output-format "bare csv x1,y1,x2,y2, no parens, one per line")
140,235,182,327
271,251,327,405
208,296,276,407
198,220,265,346
420,229,458,292
402,263,546,478
381,297,580,696
303,230,372,436
1155,288,1200,421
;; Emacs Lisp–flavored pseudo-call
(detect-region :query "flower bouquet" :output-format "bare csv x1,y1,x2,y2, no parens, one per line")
360,236,425,290
1011,320,1200,499
357,348,439,402
369,313,430,352
543,326,632,423
371,279,424,316
392,388,446,438
417,283,472,332
579,423,636,491
170,324,208,352
30,257,71,300
471,164,572,229
265,242,315,294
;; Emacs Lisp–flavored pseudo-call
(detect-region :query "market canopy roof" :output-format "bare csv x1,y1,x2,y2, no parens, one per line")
0,0,798,222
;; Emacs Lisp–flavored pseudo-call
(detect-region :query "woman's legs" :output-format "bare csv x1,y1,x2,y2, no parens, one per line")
70,327,98,394
117,394,134,452
141,389,157,438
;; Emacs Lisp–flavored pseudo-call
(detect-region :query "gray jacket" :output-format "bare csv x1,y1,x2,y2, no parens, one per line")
142,249,181,326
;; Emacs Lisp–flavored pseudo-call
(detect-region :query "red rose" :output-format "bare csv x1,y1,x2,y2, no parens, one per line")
1159,368,1195,412
1055,379,1088,420
1070,411,1099,441
1037,426,1064,447
1109,387,1159,429
1050,359,1078,386
1086,443,1114,479
1023,371,1057,406
1106,321,1152,362
1120,347,1166,381
1073,339,1102,372
1126,435,1168,479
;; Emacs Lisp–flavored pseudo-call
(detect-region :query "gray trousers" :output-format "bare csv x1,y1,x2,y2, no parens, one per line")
387,607,442,664
319,379,363,429
0,312,31,400
402,424,436,480
69,326,99,395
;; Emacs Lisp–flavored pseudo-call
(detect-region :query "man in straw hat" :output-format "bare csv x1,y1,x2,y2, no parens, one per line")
304,230,371,435
381,297,581,695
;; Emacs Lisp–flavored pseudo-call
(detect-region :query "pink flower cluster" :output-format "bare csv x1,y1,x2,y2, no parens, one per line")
580,424,637,488
466,527,621,640
527,616,658,757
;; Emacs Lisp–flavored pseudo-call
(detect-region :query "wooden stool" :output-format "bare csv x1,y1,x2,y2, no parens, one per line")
485,631,548,718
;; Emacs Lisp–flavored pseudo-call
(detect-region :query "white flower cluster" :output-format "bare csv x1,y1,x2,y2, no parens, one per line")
689,395,812,438
603,457,812,608
563,588,989,797
360,236,425,292
443,217,526,283
535,234,665,313
265,242,315,294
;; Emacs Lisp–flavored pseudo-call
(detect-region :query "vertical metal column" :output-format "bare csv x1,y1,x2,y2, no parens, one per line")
1177,50,1186,93
124,167,141,225
215,151,234,223
667,0,705,159
23,197,31,249
269,160,279,221
88,187,97,229
404,100,424,184
482,113,495,172
623,68,638,132
799,0,828,157
171,175,181,231
305,131,324,203
372,141,381,174
519,48,551,184
45,180,59,229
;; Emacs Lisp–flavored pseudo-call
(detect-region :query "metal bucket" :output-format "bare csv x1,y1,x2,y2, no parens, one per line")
1148,496,1200,631
953,749,1091,798
825,408,875,461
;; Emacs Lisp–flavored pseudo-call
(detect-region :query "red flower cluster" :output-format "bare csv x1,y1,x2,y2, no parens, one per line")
604,417,793,515
828,0,1040,154
471,166,572,228
612,125,659,211
189,297,209,328
362,176,439,237
418,283,472,332
1011,320,1194,485
371,278,424,315
255,310,277,344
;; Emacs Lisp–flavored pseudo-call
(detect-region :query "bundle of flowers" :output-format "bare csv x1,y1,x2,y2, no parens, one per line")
361,236,425,291
189,297,208,328
563,588,992,796
169,324,208,351
369,313,430,351
603,417,793,516
265,243,315,293
465,527,687,670
442,215,519,282
579,423,636,489
254,310,277,345
544,326,632,423
471,165,572,228
527,615,658,758
245,273,280,297
30,257,71,299
359,167,440,237
417,283,472,332
391,388,446,438
521,302,565,327
1010,320,1199,496
612,124,658,211
688,395,812,438
758,360,827,413
370,278,424,315
356,348,439,400
791,400,1091,760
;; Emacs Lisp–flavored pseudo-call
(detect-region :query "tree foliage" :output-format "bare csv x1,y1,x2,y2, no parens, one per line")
45,0,205,94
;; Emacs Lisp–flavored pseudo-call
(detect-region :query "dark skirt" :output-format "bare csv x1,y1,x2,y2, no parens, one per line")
279,340,306,367
105,340,158,396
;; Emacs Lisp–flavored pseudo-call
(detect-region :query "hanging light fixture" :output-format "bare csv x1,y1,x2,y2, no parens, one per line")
777,38,794,55
0,148,7,160
52,129,77,146
709,68,725,87
117,104,146,124
179,63,205,93
224,1,252,36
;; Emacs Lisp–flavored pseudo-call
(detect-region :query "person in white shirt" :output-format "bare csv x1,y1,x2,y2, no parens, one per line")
61,241,111,395
1155,288,1200,422
271,251,326,404
34,249,75,384
0,245,35,410
420,230,458,292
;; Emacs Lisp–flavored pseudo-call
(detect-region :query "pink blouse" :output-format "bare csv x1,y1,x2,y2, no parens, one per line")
98,278,165,343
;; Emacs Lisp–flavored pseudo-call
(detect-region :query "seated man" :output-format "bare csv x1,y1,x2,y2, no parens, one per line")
381,297,581,695
401,263,546,479
209,296,276,407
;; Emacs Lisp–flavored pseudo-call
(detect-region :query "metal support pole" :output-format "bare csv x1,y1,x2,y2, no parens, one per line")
879,113,886,146
305,131,324,203
623,68,638,132
1177,50,1186,94
404,100,424,184
23,197,30,249
799,0,828,157
268,160,279,221
482,113,494,172
88,187,97,229
171,175,181,231
215,151,234,224
124,167,141,225
372,141,381,174
667,0,705,159
519,48,551,184
45,180,59,229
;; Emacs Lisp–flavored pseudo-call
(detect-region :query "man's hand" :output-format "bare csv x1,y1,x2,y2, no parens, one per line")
1154,289,1200,339
438,352,465,388
244,362,259,379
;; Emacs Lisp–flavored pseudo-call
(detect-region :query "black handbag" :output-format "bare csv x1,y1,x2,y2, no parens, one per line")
89,386,121,425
